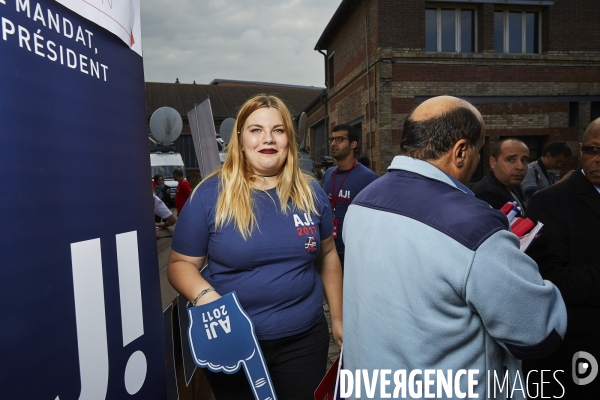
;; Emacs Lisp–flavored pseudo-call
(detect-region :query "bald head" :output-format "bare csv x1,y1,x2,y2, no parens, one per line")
580,117,600,186
583,117,600,143
412,96,482,123
400,96,484,160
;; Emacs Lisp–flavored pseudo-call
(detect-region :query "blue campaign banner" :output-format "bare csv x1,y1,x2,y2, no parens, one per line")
0,1,165,399
188,292,278,400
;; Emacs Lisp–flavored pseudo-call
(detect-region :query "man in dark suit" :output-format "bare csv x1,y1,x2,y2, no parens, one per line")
523,118,600,398
473,138,529,217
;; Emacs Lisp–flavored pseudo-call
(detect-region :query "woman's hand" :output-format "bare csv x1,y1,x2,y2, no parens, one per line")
168,250,221,306
315,236,343,348
331,317,343,347
193,288,222,307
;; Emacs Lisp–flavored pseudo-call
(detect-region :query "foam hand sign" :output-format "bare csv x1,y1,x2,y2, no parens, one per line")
188,292,277,400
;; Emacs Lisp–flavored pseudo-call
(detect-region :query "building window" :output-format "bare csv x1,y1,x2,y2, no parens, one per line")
494,10,539,54
426,7,475,53
591,102,600,123
327,54,334,89
569,102,579,128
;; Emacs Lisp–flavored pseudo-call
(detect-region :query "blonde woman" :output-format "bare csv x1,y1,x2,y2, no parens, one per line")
168,94,342,399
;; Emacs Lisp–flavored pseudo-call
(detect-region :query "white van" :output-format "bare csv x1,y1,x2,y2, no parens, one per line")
150,150,186,202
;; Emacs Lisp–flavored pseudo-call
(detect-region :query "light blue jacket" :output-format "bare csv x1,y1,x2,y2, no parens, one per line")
342,156,567,399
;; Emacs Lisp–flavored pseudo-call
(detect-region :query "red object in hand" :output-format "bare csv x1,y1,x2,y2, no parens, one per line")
500,202,515,215
511,218,535,237
511,217,525,230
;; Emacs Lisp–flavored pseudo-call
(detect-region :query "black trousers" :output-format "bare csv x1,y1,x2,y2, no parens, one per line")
204,315,330,400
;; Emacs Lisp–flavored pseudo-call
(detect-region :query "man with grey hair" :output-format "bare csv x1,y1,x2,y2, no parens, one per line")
342,96,567,398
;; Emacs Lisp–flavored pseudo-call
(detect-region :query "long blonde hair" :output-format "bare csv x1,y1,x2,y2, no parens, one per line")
196,94,318,239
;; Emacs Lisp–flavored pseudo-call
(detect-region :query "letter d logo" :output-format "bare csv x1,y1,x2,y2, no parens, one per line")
572,351,598,385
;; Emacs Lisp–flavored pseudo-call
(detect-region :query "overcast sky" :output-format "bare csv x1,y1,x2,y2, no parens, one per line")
140,0,342,88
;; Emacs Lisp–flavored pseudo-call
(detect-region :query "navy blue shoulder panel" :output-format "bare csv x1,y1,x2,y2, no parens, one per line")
353,170,509,251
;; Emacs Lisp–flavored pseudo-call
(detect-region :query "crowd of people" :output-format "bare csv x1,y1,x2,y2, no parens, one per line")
152,167,194,230
162,93,599,399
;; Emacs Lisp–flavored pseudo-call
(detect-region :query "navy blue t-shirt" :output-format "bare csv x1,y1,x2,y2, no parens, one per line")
171,176,333,340
322,163,378,254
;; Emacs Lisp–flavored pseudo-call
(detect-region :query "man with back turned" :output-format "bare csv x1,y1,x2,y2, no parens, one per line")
342,96,567,398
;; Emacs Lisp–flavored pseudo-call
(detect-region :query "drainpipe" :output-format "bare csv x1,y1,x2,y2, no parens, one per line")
317,49,329,137
364,0,373,166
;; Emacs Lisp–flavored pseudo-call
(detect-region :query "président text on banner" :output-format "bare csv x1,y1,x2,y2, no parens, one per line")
1,0,109,81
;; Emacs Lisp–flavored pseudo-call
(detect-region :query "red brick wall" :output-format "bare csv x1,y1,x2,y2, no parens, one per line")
391,98,417,115
477,103,567,114
307,107,325,127
478,4,494,53
326,0,374,92
378,0,424,49
321,0,381,171
547,0,600,52
391,64,600,83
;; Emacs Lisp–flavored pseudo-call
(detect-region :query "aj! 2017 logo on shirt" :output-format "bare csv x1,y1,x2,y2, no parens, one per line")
294,213,317,236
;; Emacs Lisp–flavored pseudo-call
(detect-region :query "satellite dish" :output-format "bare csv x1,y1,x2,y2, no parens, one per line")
149,107,183,145
219,117,236,145
298,112,308,152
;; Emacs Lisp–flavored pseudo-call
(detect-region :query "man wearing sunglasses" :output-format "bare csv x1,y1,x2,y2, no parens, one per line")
523,117,600,398
322,124,378,269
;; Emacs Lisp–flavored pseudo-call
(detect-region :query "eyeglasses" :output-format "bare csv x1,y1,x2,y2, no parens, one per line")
582,146,600,156
327,136,350,144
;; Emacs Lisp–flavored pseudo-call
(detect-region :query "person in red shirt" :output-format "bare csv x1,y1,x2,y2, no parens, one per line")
172,168,192,215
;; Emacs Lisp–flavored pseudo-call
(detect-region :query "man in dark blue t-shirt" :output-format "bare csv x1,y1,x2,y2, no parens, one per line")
323,124,378,269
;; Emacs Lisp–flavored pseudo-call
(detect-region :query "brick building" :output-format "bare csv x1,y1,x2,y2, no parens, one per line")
309,0,600,180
